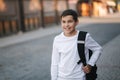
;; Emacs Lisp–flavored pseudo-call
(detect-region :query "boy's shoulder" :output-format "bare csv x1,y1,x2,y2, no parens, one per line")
54,32,63,40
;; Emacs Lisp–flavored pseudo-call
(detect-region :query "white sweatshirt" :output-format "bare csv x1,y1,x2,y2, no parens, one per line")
51,31,102,80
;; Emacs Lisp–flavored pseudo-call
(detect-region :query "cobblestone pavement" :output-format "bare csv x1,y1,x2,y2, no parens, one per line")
97,35,120,80
0,34,54,80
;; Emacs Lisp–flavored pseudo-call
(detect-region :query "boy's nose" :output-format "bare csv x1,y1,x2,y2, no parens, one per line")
65,23,69,27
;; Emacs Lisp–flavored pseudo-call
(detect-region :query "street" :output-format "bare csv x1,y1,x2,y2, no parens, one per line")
0,22,120,80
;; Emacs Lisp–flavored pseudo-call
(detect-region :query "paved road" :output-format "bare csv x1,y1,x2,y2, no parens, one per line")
0,23,120,80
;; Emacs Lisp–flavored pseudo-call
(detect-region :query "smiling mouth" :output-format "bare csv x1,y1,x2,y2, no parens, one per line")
64,27,71,30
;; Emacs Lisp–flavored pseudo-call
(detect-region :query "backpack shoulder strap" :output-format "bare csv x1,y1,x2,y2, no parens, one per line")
77,31,87,66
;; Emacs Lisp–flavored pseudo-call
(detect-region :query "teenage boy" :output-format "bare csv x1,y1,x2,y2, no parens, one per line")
51,9,102,80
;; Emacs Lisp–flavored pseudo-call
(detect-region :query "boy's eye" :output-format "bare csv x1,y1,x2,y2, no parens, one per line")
62,21,66,23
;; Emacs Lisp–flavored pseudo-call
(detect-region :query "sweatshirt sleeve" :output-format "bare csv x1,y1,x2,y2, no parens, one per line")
85,33,102,66
51,38,60,80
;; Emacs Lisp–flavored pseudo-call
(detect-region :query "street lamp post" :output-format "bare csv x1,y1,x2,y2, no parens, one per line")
89,0,93,17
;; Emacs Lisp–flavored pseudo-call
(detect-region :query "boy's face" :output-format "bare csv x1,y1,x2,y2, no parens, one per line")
61,15,78,36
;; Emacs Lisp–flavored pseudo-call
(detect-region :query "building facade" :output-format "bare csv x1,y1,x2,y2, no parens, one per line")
0,0,77,37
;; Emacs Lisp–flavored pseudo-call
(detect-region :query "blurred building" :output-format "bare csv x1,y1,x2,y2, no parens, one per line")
0,0,78,37
77,0,117,17
106,0,117,13
117,1,120,12
0,0,118,37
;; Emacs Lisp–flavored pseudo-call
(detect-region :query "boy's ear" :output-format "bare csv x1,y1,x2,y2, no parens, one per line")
76,20,79,24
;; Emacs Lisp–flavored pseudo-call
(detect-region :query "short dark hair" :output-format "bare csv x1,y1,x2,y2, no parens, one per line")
61,9,78,22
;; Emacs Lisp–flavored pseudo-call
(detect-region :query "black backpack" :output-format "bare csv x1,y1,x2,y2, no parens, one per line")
77,31,97,80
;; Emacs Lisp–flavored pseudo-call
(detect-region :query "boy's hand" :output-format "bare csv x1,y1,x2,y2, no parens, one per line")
82,64,92,73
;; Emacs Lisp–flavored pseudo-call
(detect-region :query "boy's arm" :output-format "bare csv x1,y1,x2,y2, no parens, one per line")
85,33,102,66
51,39,60,80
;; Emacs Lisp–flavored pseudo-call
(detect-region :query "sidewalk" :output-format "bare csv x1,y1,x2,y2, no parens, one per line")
79,12,120,23
0,23,90,48
0,25,60,48
0,12,120,48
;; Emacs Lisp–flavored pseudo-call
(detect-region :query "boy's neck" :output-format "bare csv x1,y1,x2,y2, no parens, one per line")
64,30,77,37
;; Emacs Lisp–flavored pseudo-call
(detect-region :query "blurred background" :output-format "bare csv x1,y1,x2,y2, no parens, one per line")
0,0,120,80
0,0,120,37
